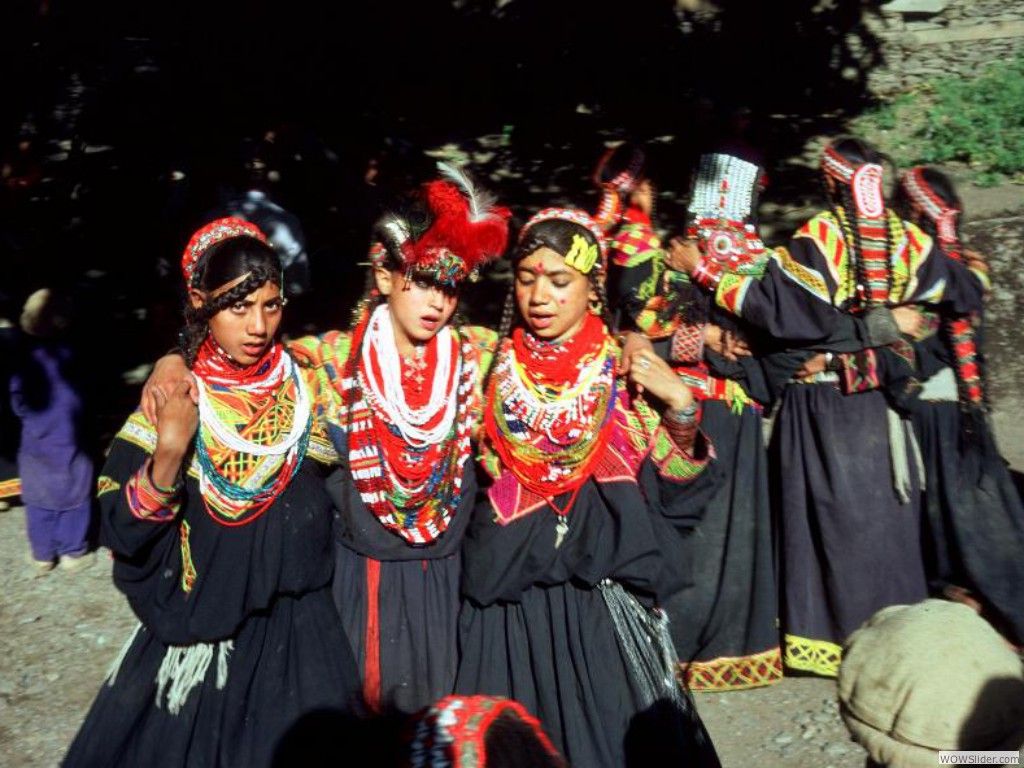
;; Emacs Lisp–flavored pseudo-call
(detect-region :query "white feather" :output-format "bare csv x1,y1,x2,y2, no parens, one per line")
437,161,497,222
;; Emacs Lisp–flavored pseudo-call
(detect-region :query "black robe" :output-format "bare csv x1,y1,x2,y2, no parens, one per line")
716,213,986,674
456,396,723,768
64,406,360,768
910,323,1024,644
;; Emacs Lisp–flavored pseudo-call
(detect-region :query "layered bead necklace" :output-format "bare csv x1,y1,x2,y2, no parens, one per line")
192,337,312,526
485,313,617,515
346,304,475,545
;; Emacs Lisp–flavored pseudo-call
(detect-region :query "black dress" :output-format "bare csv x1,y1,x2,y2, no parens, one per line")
910,319,1024,644
456,384,723,768
293,326,496,715
64,384,360,767
707,211,986,675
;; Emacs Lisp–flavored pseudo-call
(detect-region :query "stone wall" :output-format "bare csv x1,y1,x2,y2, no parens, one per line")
864,0,1024,96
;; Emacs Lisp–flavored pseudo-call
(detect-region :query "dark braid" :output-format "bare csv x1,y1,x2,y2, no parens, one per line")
497,283,517,339
593,274,615,332
181,264,280,366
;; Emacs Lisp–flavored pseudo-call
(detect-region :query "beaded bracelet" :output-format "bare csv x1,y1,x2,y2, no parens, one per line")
691,257,723,289
125,459,183,521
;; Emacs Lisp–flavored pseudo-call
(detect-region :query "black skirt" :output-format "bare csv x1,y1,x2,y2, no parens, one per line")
665,400,781,690
773,384,929,676
64,589,360,768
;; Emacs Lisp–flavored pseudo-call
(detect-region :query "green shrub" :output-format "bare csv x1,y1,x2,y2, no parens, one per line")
854,53,1024,186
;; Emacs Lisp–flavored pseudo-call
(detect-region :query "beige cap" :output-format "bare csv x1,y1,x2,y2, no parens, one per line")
838,600,1024,767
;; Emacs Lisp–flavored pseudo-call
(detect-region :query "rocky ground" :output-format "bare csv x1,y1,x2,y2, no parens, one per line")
1,196,1021,768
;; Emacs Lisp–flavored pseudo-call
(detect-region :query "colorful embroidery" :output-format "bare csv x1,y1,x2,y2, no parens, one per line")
179,520,197,593
609,221,661,268
784,634,842,677
840,349,881,393
715,271,753,314
680,646,783,691
96,476,121,497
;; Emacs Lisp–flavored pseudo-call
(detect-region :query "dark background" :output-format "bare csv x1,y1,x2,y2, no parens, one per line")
0,0,888,438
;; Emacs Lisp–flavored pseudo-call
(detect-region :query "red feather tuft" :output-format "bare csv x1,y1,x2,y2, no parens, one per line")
410,179,511,276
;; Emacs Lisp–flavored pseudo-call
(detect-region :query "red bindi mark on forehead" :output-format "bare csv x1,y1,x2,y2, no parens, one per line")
531,263,545,275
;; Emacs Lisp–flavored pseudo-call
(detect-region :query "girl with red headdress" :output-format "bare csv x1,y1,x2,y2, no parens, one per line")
144,165,512,716
66,218,360,767
455,208,722,767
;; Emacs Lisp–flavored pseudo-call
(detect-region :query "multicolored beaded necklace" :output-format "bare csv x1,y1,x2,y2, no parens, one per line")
345,304,477,545
484,313,617,516
192,337,312,526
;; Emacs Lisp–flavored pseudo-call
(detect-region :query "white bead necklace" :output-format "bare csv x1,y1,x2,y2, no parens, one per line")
360,304,460,447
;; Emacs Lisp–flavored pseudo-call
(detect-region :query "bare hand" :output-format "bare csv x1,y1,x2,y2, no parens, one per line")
795,353,828,379
704,324,751,362
153,380,199,459
666,237,702,274
617,331,655,376
627,349,694,411
891,306,924,338
142,354,196,425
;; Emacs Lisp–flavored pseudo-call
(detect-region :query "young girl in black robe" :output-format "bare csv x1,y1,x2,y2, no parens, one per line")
455,208,722,768
64,218,360,767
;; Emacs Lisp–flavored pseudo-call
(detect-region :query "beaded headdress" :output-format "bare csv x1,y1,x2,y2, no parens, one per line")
181,216,269,286
900,166,961,254
370,163,510,287
409,695,564,768
821,143,885,219
519,207,608,275
686,153,766,270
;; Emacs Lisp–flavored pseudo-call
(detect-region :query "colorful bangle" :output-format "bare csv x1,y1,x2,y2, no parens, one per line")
691,257,723,289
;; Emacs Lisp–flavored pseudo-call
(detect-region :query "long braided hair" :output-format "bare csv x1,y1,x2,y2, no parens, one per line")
822,136,895,310
180,236,282,366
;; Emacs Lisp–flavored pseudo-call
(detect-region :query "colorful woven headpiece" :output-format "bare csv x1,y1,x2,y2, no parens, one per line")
686,153,766,269
409,695,564,768
370,163,510,287
519,207,608,275
900,166,961,254
181,216,268,286
821,143,885,219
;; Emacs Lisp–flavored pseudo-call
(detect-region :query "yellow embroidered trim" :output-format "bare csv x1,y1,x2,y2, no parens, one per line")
784,633,842,677
0,478,21,499
179,520,197,594
96,476,121,496
680,646,784,691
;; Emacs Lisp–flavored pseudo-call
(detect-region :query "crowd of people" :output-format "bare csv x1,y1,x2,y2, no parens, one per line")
4,134,1023,767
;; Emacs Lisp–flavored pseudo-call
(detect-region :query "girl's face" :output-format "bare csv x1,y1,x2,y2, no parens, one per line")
197,279,284,365
375,268,458,354
515,247,597,343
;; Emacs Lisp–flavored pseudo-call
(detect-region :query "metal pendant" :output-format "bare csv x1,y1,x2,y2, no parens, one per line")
554,515,569,549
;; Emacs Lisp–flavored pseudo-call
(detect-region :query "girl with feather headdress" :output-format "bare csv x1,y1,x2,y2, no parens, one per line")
144,165,511,715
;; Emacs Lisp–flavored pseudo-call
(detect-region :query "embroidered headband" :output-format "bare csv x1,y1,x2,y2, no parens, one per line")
900,166,961,249
519,207,607,274
821,144,885,219
409,695,564,768
370,163,510,287
181,217,269,286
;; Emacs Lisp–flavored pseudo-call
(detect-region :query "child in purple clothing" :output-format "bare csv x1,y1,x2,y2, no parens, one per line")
10,289,94,573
